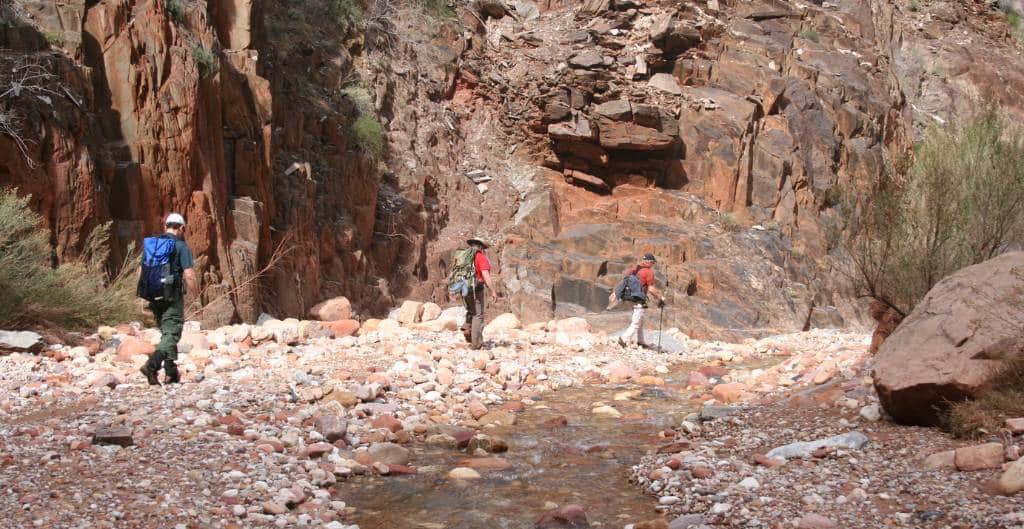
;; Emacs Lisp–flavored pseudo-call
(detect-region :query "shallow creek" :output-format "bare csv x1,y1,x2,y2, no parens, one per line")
341,369,710,529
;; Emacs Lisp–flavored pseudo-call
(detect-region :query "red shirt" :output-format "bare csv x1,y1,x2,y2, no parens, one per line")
474,251,491,283
636,266,654,290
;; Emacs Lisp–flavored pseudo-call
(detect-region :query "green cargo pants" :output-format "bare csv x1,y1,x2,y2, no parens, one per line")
144,297,184,380
463,285,485,349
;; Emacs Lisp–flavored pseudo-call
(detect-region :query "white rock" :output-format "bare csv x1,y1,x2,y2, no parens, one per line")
766,431,869,460
0,330,43,352
859,404,881,422
448,467,482,480
591,405,622,418
649,73,682,95
710,503,732,514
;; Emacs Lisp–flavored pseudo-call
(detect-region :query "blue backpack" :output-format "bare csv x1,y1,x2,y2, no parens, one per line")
615,269,646,303
137,235,180,302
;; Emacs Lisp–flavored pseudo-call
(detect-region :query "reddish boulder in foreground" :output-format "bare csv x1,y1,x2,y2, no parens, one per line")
115,336,154,363
308,297,352,322
873,252,1024,426
324,319,360,338
536,504,589,528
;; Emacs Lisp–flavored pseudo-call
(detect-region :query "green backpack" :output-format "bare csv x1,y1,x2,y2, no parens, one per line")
447,247,477,297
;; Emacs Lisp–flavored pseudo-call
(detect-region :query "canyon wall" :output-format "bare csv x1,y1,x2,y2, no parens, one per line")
2,0,1023,339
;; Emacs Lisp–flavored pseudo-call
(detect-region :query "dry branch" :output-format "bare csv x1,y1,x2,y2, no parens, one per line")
185,230,300,321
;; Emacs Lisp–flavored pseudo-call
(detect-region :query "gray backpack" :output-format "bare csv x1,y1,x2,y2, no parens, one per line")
614,270,646,303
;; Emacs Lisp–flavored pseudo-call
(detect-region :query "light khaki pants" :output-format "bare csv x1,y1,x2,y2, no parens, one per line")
621,303,646,345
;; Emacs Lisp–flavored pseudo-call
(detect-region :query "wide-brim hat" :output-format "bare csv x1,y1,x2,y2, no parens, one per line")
467,236,490,249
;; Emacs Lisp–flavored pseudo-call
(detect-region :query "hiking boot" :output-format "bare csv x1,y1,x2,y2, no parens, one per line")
139,365,160,386
164,362,181,384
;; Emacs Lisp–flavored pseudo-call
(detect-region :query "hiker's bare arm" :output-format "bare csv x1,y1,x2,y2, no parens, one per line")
481,269,498,300
648,286,664,302
184,268,198,295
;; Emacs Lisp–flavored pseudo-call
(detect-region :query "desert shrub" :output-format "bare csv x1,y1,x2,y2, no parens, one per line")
351,115,384,158
423,0,455,19
341,86,374,115
0,189,143,331
165,0,185,23
43,30,63,47
800,30,819,42
843,106,1024,317
997,1,1024,45
1010,11,1023,41
718,212,743,233
331,0,364,28
193,45,217,78
942,357,1024,438
908,0,919,12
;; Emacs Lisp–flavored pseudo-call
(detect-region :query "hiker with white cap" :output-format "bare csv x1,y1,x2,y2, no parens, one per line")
446,236,498,349
137,213,197,385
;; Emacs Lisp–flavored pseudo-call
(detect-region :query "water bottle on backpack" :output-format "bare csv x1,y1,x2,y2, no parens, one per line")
137,235,181,301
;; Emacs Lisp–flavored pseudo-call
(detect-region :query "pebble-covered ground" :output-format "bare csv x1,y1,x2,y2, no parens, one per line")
1,312,1019,529
630,373,1024,529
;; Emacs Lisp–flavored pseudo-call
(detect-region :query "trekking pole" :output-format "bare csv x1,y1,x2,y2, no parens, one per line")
657,302,665,353
657,276,669,353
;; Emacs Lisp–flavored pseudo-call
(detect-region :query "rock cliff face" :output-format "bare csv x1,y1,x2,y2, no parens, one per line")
2,0,275,327
2,0,1023,338
0,0,479,326
463,0,1024,339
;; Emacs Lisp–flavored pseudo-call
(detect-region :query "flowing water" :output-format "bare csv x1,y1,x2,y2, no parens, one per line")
340,372,705,529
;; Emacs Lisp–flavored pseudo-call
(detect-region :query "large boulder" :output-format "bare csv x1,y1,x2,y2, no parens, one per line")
397,300,424,325
0,330,44,353
483,313,522,340
536,504,589,528
420,302,442,322
324,319,360,338
308,297,352,321
873,252,1024,425
115,336,155,363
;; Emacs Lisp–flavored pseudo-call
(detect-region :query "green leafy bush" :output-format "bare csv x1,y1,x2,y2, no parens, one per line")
1010,11,1022,39
341,86,373,115
165,0,185,23
0,189,143,331
43,30,63,47
193,45,217,78
423,0,455,19
351,115,384,158
843,106,1024,317
800,30,819,42
717,212,743,233
331,0,363,28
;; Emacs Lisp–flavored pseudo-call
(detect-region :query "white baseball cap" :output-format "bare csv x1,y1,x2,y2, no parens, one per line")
165,213,186,226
